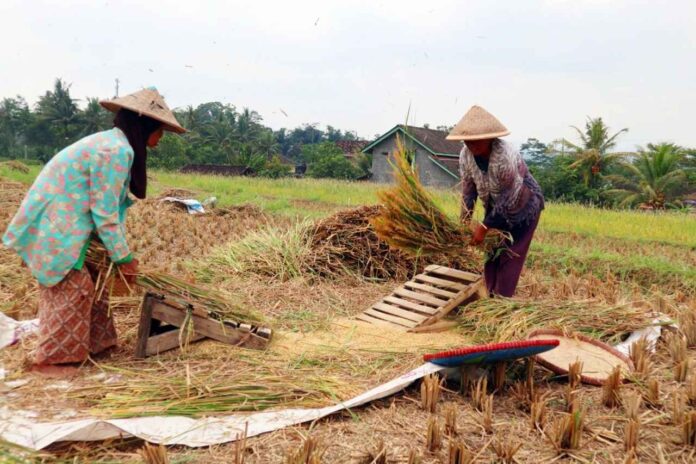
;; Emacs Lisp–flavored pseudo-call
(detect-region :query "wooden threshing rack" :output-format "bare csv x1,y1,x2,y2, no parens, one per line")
358,265,486,331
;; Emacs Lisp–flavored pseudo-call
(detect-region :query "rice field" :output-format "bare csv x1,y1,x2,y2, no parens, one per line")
1,164,696,463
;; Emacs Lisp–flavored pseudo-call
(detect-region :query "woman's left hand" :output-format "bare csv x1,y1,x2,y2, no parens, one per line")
470,223,488,246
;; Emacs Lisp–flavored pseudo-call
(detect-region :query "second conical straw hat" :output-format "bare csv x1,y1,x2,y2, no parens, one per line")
446,105,509,141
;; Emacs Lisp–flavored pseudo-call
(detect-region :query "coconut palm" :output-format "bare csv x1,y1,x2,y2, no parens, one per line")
606,143,689,209
80,97,111,135
557,117,630,186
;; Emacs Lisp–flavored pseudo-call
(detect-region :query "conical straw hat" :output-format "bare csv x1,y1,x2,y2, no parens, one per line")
100,87,186,134
446,105,509,141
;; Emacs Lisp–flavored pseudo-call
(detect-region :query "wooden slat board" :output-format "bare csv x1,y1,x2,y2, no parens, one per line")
358,266,487,332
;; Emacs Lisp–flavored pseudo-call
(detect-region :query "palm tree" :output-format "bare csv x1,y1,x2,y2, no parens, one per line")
606,143,689,209
557,117,630,186
80,97,111,135
36,79,80,145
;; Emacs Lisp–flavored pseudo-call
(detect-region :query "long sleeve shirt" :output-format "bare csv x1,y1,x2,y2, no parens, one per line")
3,128,134,287
459,139,544,232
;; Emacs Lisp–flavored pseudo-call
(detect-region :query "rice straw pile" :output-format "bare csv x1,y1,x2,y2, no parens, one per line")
86,240,262,324
371,135,504,261
458,297,659,344
69,360,342,418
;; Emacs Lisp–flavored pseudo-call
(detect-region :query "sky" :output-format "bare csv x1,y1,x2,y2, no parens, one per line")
1,0,694,150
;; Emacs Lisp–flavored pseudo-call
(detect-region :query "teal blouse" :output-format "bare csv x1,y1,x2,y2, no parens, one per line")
3,128,134,287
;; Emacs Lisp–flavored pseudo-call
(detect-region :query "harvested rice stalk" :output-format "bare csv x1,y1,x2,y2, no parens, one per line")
407,449,421,464
421,374,441,413
624,418,639,454
602,365,623,408
682,412,696,447
471,377,489,412
678,309,696,347
447,440,473,464
86,240,262,324
675,359,689,383
510,381,532,412
688,375,696,407
139,443,169,464
372,135,503,263
672,391,686,426
667,334,689,382
530,393,548,431
426,417,442,452
491,438,522,464
458,298,654,344
493,362,507,391
70,362,342,418
284,435,324,464
550,407,585,452
480,394,494,434
629,337,652,379
644,378,662,409
568,361,583,390
624,393,641,421
444,404,458,437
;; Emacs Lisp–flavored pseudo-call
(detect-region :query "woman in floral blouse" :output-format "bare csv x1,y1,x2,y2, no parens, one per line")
447,105,544,297
3,87,185,372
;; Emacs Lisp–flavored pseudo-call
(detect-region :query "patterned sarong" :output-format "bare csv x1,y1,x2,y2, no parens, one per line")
35,265,117,365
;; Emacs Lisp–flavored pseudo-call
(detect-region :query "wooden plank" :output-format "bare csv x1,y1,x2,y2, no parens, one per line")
357,313,402,329
135,294,156,358
420,279,484,326
393,288,448,307
384,296,441,315
151,302,268,350
372,302,428,323
404,281,456,299
364,308,416,328
408,320,459,333
414,274,467,291
425,265,480,283
145,330,206,356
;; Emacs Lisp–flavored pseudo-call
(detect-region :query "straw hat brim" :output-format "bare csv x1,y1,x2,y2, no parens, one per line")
100,100,187,134
446,130,510,141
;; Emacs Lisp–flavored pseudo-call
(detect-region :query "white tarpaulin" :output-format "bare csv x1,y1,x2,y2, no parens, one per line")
0,362,444,450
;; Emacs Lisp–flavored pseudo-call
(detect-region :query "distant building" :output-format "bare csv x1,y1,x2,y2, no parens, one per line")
180,164,254,176
362,125,461,188
334,140,369,159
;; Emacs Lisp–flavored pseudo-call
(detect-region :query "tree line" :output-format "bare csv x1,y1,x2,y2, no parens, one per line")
1,79,694,209
0,79,371,180
521,118,695,209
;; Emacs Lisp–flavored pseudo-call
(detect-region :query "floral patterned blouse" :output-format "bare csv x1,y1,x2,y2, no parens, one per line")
459,138,544,231
3,128,134,287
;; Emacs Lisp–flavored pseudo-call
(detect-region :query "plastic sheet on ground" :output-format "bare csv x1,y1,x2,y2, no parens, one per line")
0,313,38,350
0,362,444,450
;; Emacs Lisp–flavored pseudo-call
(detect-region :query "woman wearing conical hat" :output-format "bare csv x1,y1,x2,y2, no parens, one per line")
447,105,544,297
2,87,185,373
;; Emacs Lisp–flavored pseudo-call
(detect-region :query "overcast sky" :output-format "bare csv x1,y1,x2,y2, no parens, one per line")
1,0,694,150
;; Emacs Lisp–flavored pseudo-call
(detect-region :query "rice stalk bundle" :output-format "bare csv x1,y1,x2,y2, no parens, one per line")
444,403,458,436
491,439,522,464
426,416,442,452
284,435,324,464
480,394,494,434
447,440,473,464
471,376,489,412
86,240,262,324
667,334,689,382
530,393,548,431
678,309,696,347
364,441,387,464
69,362,341,418
371,135,503,264
687,375,696,407
624,418,639,454
0,160,30,174
550,407,585,452
629,337,652,379
602,365,623,408
672,391,686,425
407,449,421,464
568,361,583,390
493,362,507,391
624,393,641,421
420,374,441,413
139,443,169,464
644,379,661,409
458,298,655,344
682,411,696,447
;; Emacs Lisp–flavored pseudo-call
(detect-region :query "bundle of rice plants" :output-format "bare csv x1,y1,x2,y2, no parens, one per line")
629,337,652,379
549,407,585,453
458,298,655,344
284,435,324,464
420,374,442,413
371,135,503,264
602,365,623,408
426,416,442,452
447,440,473,464
682,412,696,447
139,443,169,464
491,438,522,464
444,403,458,436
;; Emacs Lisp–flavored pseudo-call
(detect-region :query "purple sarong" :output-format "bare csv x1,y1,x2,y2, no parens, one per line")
484,212,540,297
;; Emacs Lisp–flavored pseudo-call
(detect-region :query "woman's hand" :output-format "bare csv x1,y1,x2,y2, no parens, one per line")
470,222,488,246
118,258,139,286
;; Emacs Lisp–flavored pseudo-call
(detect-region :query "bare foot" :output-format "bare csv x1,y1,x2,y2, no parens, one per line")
31,363,80,379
